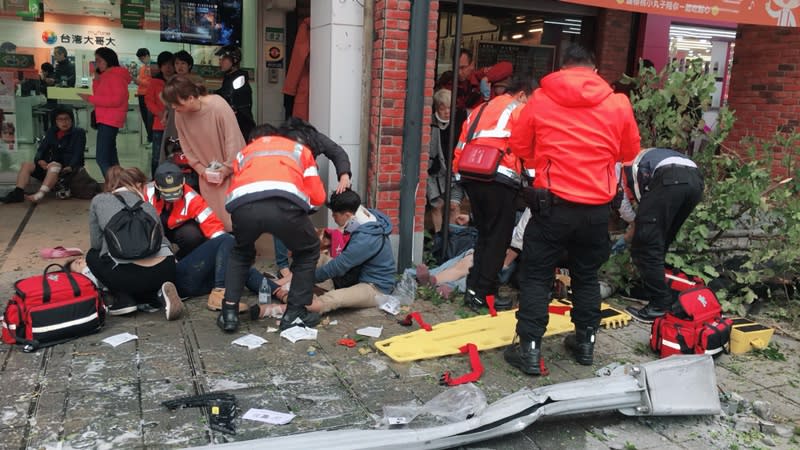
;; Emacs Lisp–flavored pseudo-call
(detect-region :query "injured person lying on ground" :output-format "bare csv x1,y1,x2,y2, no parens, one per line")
252,189,396,319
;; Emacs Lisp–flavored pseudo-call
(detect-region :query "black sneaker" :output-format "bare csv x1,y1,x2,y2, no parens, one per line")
158,281,183,321
1,188,24,204
626,304,667,323
137,303,161,313
107,293,137,316
279,305,321,331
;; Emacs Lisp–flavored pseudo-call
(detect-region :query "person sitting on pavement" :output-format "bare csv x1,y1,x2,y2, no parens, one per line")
260,189,395,319
1,108,86,204
621,148,704,323
86,166,182,320
143,161,276,313
411,209,530,300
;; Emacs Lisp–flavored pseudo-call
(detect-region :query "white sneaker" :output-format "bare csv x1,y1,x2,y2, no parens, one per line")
159,282,183,321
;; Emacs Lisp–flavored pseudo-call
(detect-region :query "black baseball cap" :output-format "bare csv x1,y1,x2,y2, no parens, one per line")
154,162,185,201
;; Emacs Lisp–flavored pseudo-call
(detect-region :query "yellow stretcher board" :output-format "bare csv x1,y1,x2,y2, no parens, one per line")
376,301,632,362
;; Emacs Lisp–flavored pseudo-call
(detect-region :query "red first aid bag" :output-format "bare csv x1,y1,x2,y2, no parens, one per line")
650,287,732,358
2,264,105,352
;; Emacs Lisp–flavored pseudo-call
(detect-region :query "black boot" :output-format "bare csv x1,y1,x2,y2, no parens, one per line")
216,301,240,333
279,304,321,331
504,337,548,376
1,187,24,204
564,326,596,365
491,294,514,311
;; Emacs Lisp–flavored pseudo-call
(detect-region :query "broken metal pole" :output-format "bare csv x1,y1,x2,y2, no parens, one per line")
196,355,720,450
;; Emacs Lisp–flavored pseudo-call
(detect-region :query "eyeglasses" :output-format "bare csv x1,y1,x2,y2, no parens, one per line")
55,117,72,122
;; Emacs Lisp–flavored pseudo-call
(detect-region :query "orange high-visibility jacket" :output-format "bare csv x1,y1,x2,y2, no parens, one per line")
143,183,226,239
225,135,326,213
453,93,525,184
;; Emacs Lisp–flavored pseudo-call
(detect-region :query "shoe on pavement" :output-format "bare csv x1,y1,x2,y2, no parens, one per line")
207,288,248,313
626,304,667,323
159,281,183,321
564,326,597,366
503,337,549,376
279,305,321,331
217,302,240,333
107,293,137,316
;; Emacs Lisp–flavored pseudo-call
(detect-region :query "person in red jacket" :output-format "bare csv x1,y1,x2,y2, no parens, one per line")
144,51,175,178
452,76,537,312
506,44,641,375
218,121,327,333
78,47,132,177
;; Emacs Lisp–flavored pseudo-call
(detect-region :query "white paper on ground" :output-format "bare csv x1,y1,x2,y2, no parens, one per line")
231,334,268,349
329,320,338,326
280,326,318,343
379,297,401,315
101,332,138,347
356,326,383,338
242,408,296,425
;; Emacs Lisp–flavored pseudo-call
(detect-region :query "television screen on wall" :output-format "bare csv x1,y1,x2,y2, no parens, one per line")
160,0,242,47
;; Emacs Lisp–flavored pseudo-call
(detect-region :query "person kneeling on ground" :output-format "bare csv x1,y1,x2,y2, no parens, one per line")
144,161,276,312
219,123,326,333
86,166,182,320
2,108,85,204
263,189,395,318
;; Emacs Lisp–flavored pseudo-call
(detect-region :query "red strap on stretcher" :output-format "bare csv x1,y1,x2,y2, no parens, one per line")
398,312,432,331
439,343,484,386
485,295,497,317
548,304,572,315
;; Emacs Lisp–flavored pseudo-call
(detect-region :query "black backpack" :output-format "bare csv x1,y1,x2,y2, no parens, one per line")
104,194,163,260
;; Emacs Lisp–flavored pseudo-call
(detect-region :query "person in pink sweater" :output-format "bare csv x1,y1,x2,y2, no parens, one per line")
78,47,132,178
161,75,246,231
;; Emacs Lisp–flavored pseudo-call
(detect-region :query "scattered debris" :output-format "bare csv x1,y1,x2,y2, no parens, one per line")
356,326,383,338
280,326,318,343
242,408,295,425
231,334,268,349
101,332,137,347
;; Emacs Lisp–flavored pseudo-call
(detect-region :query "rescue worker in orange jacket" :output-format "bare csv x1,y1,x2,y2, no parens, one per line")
505,44,641,376
218,122,326,333
453,76,537,312
144,162,226,259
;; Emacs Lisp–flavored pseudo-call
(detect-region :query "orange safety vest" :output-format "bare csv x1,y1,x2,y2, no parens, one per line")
225,135,326,213
144,183,226,239
453,93,526,184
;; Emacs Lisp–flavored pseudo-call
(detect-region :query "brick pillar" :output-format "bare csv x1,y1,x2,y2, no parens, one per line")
595,9,633,84
725,25,800,157
368,1,439,248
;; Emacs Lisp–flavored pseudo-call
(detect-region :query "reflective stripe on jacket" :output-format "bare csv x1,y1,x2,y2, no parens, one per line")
144,183,226,239
452,93,524,184
225,135,326,213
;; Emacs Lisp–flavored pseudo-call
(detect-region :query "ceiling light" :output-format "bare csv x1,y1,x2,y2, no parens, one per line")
512,34,524,39
563,30,581,34
564,18,582,23
544,20,574,26
529,27,543,33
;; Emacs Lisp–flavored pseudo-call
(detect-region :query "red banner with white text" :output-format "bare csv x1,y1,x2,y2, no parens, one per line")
561,0,799,27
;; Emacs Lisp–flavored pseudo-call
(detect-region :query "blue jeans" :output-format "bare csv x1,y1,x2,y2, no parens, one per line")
274,236,290,269
95,124,119,177
176,233,275,297
151,130,164,178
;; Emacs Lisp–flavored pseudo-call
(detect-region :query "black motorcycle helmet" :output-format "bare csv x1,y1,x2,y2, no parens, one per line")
215,45,241,67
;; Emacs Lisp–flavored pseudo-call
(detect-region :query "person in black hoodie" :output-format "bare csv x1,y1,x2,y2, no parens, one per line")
53,46,76,87
2,108,86,203
214,45,255,141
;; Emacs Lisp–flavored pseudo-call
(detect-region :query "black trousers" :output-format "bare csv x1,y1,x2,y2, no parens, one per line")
137,95,153,142
516,199,611,341
631,166,704,309
86,248,176,305
166,220,206,259
225,198,319,307
462,181,518,297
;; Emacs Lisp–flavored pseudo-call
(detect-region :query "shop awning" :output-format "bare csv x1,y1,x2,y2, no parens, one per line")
560,0,798,27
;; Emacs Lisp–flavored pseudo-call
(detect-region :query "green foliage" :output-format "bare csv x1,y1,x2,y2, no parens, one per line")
608,58,800,315
752,342,787,361
621,60,722,152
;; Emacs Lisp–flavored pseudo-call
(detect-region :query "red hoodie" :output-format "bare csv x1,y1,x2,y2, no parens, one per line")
509,67,640,205
89,66,132,129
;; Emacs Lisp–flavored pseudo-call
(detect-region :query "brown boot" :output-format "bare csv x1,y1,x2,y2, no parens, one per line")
207,288,248,313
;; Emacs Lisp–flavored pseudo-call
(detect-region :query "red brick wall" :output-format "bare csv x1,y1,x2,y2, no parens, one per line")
725,25,800,154
367,0,439,234
595,10,632,84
